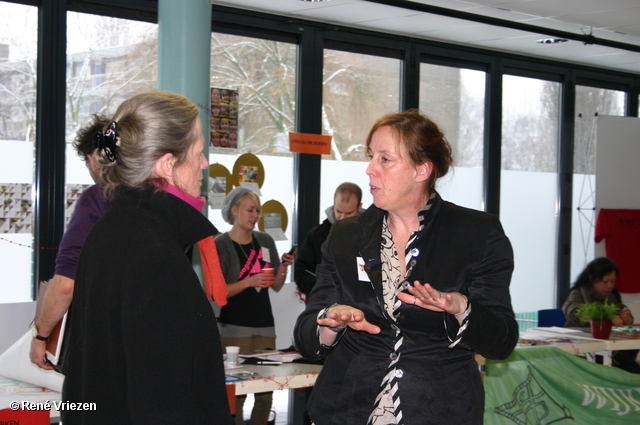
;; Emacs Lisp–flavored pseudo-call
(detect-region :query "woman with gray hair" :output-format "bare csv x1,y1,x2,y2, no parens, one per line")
62,91,231,425
215,186,294,425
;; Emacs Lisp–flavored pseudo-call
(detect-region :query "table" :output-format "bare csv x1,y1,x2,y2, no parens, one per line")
0,376,61,423
226,362,321,424
229,362,321,395
524,326,640,365
474,329,608,367
0,363,322,424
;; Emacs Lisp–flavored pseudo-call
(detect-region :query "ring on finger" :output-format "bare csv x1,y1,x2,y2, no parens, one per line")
413,297,417,305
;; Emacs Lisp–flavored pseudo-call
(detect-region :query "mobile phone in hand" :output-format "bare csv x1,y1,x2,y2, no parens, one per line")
288,245,297,255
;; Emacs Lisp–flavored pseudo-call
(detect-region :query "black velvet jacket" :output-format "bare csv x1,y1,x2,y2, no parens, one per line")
294,193,518,425
63,186,230,425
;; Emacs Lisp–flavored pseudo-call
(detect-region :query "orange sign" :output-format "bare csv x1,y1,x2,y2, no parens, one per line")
288,132,332,155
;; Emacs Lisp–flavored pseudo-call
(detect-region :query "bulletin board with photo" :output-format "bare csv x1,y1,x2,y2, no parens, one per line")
210,87,239,155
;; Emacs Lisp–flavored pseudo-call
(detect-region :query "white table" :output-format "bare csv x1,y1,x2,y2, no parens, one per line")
0,376,61,422
1,362,322,424
229,362,321,396
524,326,640,365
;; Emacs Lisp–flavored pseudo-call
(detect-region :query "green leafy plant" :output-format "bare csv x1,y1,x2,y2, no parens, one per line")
575,299,619,323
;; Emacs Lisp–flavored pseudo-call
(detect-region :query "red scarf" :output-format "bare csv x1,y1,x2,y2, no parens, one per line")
197,236,228,307
161,182,228,306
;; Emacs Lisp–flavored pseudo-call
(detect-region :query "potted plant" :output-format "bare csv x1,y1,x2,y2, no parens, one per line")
575,299,619,339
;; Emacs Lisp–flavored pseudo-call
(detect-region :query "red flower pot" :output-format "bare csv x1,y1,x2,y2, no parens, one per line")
590,320,613,339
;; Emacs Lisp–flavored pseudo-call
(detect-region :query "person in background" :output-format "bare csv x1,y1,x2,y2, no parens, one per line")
215,186,294,425
562,257,640,373
294,109,518,425
295,182,363,301
30,114,111,371
63,91,231,424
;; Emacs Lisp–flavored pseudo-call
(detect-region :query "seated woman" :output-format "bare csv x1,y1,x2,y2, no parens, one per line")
562,257,640,373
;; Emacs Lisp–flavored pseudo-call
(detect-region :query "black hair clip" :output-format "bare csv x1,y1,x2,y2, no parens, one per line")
93,121,120,162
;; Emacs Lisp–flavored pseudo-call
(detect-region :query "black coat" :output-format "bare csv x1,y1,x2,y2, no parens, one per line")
294,218,332,297
62,187,230,425
294,194,518,425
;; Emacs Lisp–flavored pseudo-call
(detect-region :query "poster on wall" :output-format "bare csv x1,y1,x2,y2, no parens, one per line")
259,200,288,241
1,184,93,234
65,184,91,227
210,87,239,155
0,183,32,233
208,163,233,209
232,153,264,195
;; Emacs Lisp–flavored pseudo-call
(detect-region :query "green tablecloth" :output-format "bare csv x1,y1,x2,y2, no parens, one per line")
484,346,640,425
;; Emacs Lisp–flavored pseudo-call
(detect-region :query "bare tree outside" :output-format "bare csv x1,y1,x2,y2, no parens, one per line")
210,33,296,156
210,35,401,161
573,86,625,175
322,49,400,161
501,76,560,173
420,64,485,169
0,10,158,146
571,86,625,279
66,13,158,143
0,2,37,142
456,78,485,168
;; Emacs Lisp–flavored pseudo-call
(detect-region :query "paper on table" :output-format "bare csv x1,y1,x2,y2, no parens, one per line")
259,353,303,363
239,350,303,363
239,350,282,358
535,326,583,333
225,369,255,376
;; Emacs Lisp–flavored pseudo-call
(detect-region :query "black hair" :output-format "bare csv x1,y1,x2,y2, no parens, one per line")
73,114,110,160
569,257,620,291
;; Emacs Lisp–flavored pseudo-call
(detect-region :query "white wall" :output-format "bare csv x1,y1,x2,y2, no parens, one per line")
595,115,640,320
270,284,306,349
0,301,36,355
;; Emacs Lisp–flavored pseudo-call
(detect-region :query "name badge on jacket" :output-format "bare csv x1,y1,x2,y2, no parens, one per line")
261,247,271,263
357,257,370,282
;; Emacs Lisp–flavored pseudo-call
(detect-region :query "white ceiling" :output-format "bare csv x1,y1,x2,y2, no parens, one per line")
211,0,640,75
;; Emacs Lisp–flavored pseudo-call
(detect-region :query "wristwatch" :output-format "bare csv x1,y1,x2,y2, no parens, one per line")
32,325,49,342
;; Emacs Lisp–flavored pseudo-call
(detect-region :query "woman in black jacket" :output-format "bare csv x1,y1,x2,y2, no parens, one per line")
294,109,518,425
62,91,231,424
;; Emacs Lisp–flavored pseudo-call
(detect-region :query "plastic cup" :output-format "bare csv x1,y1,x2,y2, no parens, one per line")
226,346,240,368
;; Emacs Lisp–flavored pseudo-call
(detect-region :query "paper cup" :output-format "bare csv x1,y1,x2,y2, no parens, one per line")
261,268,275,286
225,346,240,368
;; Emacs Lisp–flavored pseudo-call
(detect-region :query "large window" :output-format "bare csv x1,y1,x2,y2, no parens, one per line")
209,32,298,352
320,49,400,214
571,85,625,283
420,63,485,210
209,32,297,250
500,75,561,312
65,12,158,190
0,2,38,302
